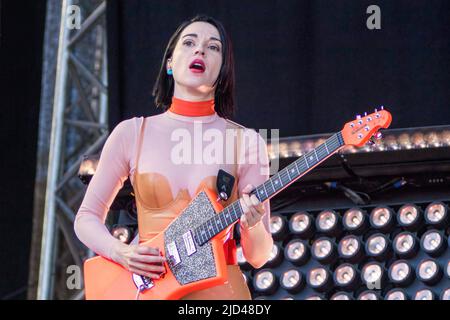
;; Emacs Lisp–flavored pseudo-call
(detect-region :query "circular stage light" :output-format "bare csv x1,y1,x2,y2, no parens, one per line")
385,289,408,300
265,242,284,268
280,269,305,294
397,204,423,231
417,259,443,286
357,290,380,300
269,214,288,241
112,226,132,244
311,237,338,265
424,202,449,229
253,269,279,295
236,245,251,271
284,239,310,266
289,211,315,239
441,288,450,300
316,210,342,237
343,208,368,235
414,289,435,300
338,235,364,263
305,294,325,300
361,262,385,289
330,292,353,300
366,233,391,261
393,231,419,259
388,260,415,287
333,263,360,291
420,230,447,257
307,266,333,293
370,206,395,233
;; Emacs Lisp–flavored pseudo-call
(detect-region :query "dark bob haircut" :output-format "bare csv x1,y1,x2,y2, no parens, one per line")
152,14,235,119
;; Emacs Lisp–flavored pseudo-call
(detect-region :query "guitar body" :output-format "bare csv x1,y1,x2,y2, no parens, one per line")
84,188,233,300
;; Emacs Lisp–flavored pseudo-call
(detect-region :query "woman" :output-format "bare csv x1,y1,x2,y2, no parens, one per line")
74,14,273,300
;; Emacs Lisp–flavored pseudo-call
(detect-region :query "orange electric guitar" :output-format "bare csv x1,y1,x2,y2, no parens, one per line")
83,108,392,299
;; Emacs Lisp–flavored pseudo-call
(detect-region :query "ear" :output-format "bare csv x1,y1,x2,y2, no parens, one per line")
166,58,172,70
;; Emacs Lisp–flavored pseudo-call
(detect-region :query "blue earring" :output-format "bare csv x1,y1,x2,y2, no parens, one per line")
167,68,173,75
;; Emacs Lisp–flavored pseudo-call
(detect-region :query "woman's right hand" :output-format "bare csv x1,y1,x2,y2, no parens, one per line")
111,241,167,279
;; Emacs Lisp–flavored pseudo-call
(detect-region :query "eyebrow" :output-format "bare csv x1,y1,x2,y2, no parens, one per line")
182,33,222,43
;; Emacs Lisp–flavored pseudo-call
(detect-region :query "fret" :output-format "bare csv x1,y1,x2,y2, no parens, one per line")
253,188,262,202
324,140,330,154
286,165,292,180
272,173,282,189
256,185,267,201
293,160,300,174
262,182,269,199
316,144,327,160
223,207,232,225
199,224,208,243
219,210,227,229
280,170,290,185
231,202,239,221
206,220,215,239
211,218,218,235
331,134,340,149
314,149,319,162
269,176,277,192
215,215,223,230
306,152,316,168
234,200,244,219
289,163,298,177
200,228,206,244
303,155,310,169
269,179,276,194
193,229,200,245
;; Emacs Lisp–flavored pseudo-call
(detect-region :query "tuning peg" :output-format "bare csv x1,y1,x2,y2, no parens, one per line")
364,112,367,116
374,108,378,112
380,106,384,110
356,114,361,120
374,132,383,140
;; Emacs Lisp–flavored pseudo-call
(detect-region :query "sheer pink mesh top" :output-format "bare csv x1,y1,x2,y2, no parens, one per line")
74,103,271,266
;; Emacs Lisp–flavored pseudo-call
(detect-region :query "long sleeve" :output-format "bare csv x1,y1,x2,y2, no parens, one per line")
237,129,273,269
74,119,136,260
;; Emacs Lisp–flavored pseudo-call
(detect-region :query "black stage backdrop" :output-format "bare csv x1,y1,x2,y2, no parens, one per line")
107,0,450,136
0,0,46,299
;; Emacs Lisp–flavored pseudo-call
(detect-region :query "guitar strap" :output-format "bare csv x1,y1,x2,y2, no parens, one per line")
222,121,244,265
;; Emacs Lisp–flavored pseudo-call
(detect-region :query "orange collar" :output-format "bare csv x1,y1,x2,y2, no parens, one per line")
168,97,215,117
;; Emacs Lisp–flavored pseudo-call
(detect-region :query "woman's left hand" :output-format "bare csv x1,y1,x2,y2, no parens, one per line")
239,184,266,230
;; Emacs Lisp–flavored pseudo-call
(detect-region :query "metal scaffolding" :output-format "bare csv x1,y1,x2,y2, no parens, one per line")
32,0,108,300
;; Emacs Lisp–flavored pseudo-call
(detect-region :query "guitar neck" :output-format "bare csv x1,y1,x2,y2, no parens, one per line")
195,131,345,246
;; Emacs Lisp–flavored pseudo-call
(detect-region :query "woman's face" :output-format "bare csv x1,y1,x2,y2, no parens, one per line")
168,21,223,97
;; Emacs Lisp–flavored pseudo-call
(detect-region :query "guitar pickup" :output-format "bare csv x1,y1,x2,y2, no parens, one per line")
166,241,181,267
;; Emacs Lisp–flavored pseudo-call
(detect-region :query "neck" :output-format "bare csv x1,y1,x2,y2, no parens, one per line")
173,85,215,101
168,96,216,117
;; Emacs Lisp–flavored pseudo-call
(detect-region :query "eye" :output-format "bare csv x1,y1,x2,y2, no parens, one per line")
209,44,221,52
183,40,194,47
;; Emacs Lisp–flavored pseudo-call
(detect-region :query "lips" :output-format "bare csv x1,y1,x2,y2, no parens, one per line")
189,59,206,73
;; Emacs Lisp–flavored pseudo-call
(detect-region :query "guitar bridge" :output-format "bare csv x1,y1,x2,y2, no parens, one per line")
132,274,154,292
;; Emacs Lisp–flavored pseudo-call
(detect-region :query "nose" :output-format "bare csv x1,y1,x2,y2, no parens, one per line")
195,48,205,56
195,50,205,56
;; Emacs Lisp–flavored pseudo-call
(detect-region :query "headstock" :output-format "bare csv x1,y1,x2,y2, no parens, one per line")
341,107,392,147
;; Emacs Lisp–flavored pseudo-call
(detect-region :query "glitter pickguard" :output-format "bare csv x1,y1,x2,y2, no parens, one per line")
163,191,219,285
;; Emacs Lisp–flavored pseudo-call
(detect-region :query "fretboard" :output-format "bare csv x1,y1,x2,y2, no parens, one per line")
194,132,345,246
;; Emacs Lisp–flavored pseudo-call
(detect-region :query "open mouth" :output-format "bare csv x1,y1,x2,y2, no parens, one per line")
189,59,206,73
